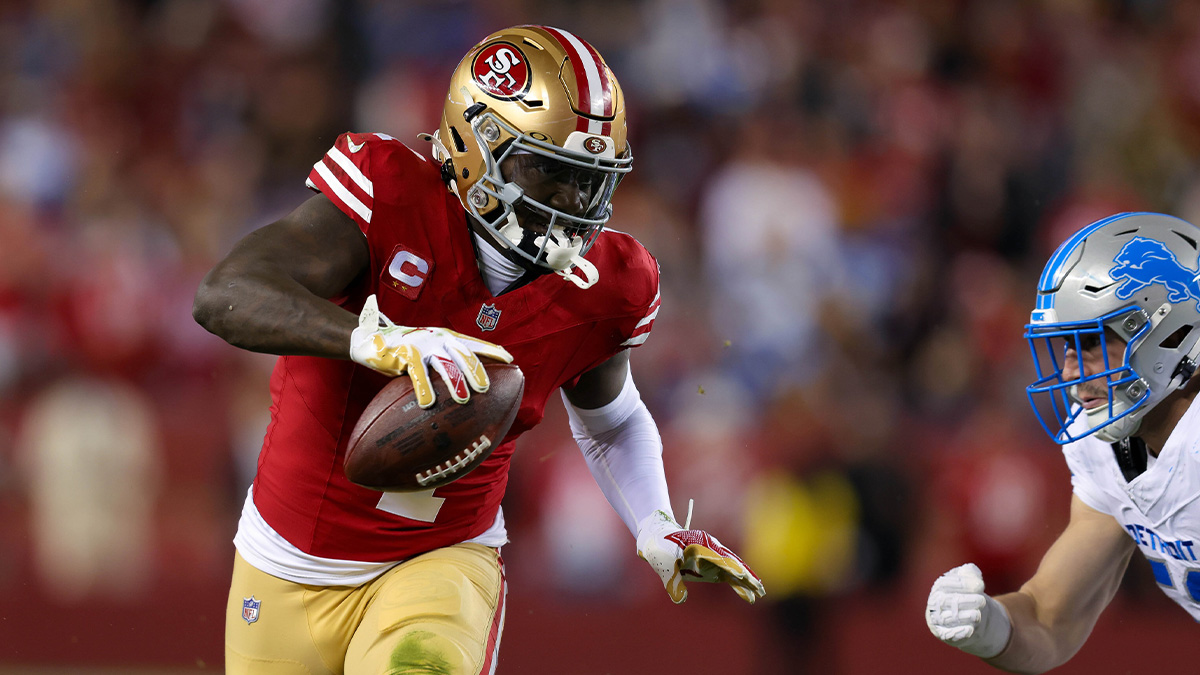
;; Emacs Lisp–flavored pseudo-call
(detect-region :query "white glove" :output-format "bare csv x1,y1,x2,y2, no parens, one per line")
635,510,765,604
926,563,1013,658
349,295,513,408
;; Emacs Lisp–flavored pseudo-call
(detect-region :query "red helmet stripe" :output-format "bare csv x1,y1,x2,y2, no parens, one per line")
541,26,612,118
575,36,613,117
577,116,606,134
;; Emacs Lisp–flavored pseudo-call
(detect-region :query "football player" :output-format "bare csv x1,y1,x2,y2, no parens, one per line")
193,25,763,675
926,212,1200,672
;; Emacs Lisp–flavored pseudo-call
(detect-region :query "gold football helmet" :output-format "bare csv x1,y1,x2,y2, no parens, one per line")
426,25,632,288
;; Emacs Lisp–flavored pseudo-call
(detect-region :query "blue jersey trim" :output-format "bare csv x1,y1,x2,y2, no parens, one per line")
1150,559,1173,587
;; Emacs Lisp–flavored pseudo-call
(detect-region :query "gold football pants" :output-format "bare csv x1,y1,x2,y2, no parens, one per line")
225,544,506,675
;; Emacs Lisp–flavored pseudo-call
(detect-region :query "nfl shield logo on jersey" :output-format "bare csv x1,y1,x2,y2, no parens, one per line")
476,303,501,331
242,596,260,624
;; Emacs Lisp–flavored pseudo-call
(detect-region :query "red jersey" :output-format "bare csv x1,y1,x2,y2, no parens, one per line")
249,132,660,563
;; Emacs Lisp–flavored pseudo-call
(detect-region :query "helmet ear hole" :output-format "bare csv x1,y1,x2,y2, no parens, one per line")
1160,325,1194,350
449,126,468,153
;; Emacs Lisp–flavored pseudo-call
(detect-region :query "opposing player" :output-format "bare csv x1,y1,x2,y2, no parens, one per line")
926,212,1200,673
193,25,763,675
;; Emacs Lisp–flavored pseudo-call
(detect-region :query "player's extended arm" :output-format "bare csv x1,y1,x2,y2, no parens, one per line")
561,351,668,531
990,496,1135,673
193,193,368,357
927,495,1135,674
562,353,765,604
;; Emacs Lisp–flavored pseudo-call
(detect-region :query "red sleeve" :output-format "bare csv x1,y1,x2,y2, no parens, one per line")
306,132,439,237
614,241,660,350
558,236,662,389
305,132,380,234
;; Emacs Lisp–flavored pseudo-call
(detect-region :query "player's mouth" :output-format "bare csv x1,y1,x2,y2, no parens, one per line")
517,211,586,242
1072,385,1110,410
515,207,550,235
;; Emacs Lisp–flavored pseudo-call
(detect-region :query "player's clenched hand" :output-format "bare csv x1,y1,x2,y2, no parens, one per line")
926,563,1013,658
349,295,512,408
636,510,765,605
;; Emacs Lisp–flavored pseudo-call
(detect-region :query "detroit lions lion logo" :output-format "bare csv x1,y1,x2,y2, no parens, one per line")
1110,237,1200,308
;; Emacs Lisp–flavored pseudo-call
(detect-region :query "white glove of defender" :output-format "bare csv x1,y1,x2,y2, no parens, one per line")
349,295,512,408
926,563,1013,658
636,510,765,605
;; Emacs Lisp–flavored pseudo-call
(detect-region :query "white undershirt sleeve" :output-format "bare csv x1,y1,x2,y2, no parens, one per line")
561,365,675,537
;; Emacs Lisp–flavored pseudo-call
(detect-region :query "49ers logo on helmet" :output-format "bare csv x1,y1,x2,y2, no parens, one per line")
472,42,530,100
583,137,606,154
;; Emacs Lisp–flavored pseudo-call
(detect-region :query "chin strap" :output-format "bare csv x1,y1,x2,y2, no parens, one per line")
440,168,603,290
419,131,451,163
1112,436,1149,482
1169,338,1200,389
475,213,601,290
1091,409,1141,444
556,255,599,289
419,131,460,190
509,212,601,289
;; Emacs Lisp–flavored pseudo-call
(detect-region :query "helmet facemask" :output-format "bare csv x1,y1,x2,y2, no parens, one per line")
461,111,630,288
1026,308,1151,443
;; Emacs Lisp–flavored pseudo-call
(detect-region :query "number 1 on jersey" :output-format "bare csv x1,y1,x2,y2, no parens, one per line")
376,489,445,522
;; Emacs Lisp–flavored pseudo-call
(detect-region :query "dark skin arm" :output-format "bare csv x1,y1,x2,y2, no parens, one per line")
192,193,369,357
195,190,625,406
562,349,631,409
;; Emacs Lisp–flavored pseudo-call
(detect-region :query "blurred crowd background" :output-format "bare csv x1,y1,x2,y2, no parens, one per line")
2,0,1199,672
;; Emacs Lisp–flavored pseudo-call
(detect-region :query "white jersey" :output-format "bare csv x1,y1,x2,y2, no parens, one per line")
1064,397,1200,621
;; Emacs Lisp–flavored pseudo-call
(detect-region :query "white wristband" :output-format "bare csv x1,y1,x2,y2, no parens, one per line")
965,595,1013,659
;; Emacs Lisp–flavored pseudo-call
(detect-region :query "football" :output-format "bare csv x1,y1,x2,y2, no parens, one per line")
344,362,524,492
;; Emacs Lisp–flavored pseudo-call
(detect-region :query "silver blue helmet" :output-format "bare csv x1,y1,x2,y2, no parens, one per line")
1026,212,1200,444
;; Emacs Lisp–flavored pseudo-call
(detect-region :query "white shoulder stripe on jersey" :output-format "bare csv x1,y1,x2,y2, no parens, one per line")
550,28,606,116
326,146,374,197
370,132,426,163
621,332,651,347
634,305,659,329
312,160,372,224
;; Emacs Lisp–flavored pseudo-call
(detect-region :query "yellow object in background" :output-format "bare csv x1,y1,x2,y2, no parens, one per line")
742,470,860,597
